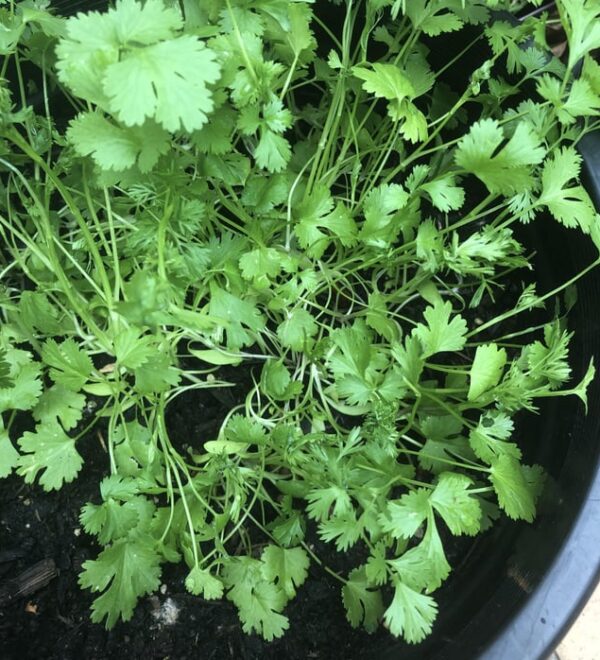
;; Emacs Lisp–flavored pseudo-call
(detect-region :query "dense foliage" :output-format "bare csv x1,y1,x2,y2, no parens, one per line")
1,0,600,644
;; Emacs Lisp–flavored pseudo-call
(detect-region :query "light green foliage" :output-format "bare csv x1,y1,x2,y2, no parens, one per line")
468,344,507,401
17,422,83,491
412,300,468,357
0,0,598,647
455,119,545,195
79,536,162,628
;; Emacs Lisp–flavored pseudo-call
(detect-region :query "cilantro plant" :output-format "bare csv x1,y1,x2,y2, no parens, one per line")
1,0,600,645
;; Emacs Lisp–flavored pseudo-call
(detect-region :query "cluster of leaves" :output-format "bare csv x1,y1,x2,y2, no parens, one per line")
0,0,599,645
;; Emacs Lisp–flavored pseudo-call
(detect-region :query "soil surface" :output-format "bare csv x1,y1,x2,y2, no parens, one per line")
0,467,383,660
0,374,395,660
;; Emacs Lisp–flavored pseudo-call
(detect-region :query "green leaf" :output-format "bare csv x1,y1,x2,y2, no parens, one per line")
113,328,155,369
353,63,415,120
429,472,481,536
79,536,162,628
33,384,86,430
224,557,290,641
0,426,19,479
365,542,389,586
0,348,12,389
489,455,538,522
571,358,596,412
412,300,467,357
383,580,438,643
559,0,600,68
421,175,465,212
0,350,43,413
189,348,243,366
296,200,357,259
360,183,409,248
261,545,309,598
239,247,282,287
16,422,83,491
277,308,317,351
455,119,545,195
41,338,93,391
319,511,363,551
379,489,430,539
538,146,596,232
106,35,220,131
134,353,181,394
342,566,385,633
468,343,507,401
389,517,450,592
306,486,353,522
81,496,150,545
208,285,265,350
254,129,291,173
469,412,520,464
185,566,224,600
68,113,170,172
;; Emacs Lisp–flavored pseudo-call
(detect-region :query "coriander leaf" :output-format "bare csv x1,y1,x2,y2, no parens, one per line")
391,336,424,386
208,285,265,350
104,35,220,132
68,113,169,172
296,202,357,259
360,183,409,248
224,557,290,641
134,353,181,394
469,412,520,464
455,119,545,195
79,535,162,628
379,489,430,539
429,472,481,536
261,545,309,598
0,426,19,479
11,291,66,337
365,542,389,586
33,384,86,430
319,512,363,551
412,300,467,357
16,422,83,491
572,358,596,412
277,309,317,351
421,175,465,212
342,566,384,633
538,146,596,232
468,343,507,401
81,497,146,545
353,63,415,119
185,566,224,599
0,354,42,413
527,321,572,388
41,338,93,391
0,348,12,389
383,579,438,643
254,129,291,172
489,455,538,522
306,486,353,521
106,0,183,44
559,0,600,68
113,328,155,369
390,516,451,592
239,247,282,287
242,173,291,213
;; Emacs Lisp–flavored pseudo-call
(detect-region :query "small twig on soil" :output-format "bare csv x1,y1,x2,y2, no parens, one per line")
0,558,57,606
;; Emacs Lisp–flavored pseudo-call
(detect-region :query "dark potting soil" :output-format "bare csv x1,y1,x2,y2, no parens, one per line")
0,349,489,660
0,364,392,660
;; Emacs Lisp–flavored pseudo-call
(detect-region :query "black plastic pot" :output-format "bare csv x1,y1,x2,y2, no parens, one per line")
368,131,600,660
32,3,600,658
